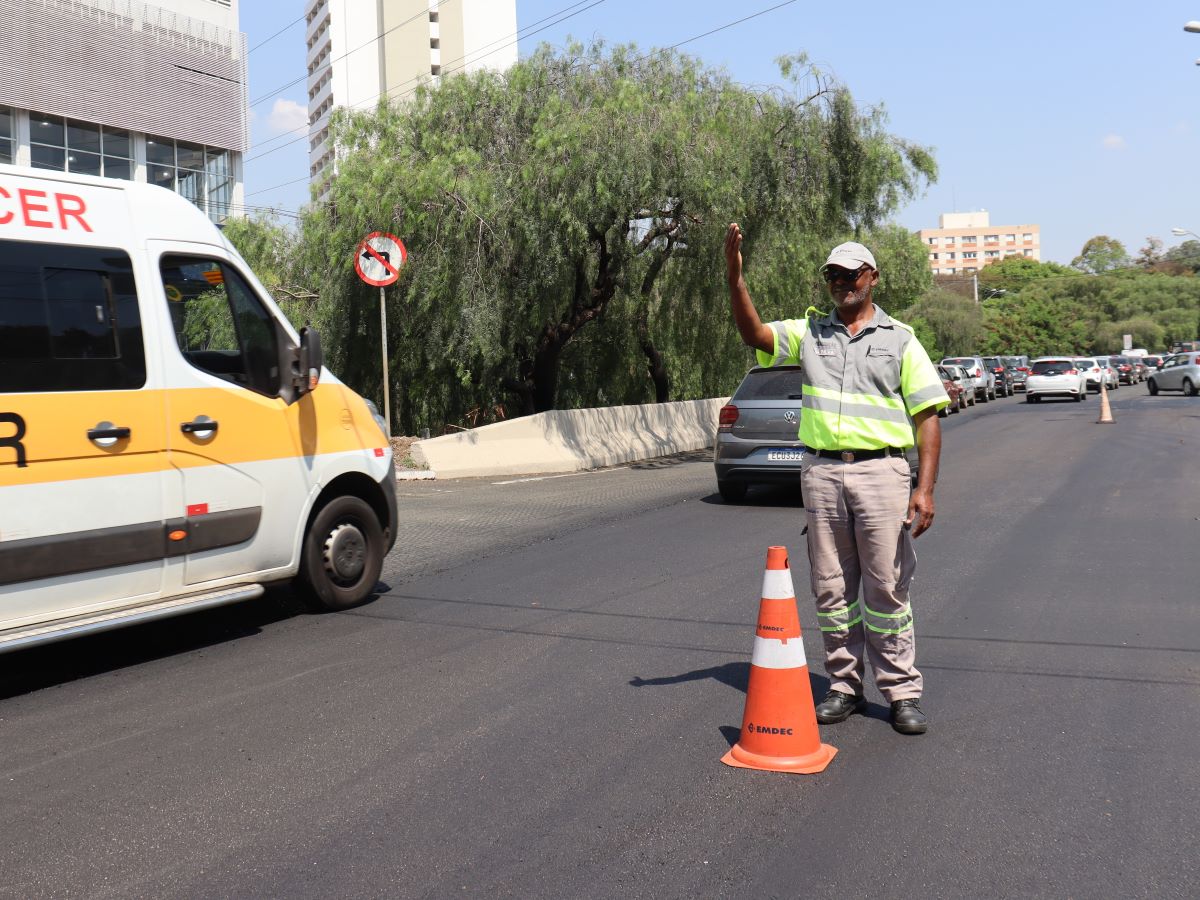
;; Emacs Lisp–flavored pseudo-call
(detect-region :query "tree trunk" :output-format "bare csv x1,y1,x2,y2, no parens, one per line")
641,337,670,403
506,232,619,414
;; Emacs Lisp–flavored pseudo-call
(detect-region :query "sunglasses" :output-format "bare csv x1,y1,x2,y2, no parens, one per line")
823,265,870,283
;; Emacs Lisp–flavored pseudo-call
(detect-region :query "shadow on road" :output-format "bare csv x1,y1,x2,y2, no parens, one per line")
699,484,803,507
0,583,387,700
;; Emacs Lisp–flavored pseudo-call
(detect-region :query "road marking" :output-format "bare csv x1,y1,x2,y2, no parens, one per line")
492,467,627,485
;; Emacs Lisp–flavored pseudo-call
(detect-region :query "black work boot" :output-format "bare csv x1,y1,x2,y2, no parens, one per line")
815,690,866,724
890,698,929,735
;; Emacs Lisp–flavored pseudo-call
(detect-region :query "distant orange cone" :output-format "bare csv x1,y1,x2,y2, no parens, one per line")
1097,381,1114,424
721,546,837,774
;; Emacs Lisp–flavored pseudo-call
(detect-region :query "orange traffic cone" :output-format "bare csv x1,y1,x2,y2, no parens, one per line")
721,546,837,774
1097,381,1114,424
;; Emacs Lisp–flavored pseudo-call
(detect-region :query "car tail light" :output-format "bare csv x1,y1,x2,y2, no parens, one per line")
1064,368,1078,375
1018,366,1030,372
718,404,739,429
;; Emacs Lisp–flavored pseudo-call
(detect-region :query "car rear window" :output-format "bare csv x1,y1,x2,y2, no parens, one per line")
733,367,806,400
1144,357,1161,366
1076,359,1096,367
943,358,973,366
1110,357,1128,364
1031,360,1071,374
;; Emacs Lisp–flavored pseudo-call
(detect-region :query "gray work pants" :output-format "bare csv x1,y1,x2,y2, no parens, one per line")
800,454,922,702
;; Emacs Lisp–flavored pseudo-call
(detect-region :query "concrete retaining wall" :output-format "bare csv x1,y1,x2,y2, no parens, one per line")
410,397,728,479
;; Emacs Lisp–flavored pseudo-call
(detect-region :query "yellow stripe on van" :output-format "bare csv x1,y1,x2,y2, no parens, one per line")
0,382,385,487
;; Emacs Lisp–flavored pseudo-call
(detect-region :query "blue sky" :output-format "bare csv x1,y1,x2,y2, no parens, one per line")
242,1,1200,264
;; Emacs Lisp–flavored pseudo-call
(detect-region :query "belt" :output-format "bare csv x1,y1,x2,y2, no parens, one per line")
815,447,905,462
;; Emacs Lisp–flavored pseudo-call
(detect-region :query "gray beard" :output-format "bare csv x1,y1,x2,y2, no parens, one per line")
833,285,871,309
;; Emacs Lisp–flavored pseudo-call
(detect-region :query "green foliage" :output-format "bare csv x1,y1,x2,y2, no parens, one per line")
1164,239,1200,274
262,43,936,434
976,256,1072,293
895,288,983,360
1071,235,1129,274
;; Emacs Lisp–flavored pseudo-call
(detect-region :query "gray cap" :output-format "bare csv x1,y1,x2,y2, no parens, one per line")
822,241,877,272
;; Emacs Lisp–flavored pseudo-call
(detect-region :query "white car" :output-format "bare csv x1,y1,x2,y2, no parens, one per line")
1094,356,1119,390
1025,356,1087,403
1074,357,1106,393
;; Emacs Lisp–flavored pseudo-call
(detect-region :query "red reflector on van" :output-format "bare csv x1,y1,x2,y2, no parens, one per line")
374,448,385,457
187,503,208,517
718,404,739,428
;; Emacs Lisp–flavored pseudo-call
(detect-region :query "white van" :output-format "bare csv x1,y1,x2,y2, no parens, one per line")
0,165,397,653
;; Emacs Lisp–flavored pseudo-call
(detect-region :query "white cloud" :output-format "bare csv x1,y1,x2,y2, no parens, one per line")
267,98,308,135
1101,134,1126,150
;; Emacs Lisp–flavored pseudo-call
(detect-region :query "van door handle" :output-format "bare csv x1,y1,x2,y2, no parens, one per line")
87,424,131,443
181,417,218,437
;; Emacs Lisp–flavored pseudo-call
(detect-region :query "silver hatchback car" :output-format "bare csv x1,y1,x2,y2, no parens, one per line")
1147,352,1200,396
714,366,806,502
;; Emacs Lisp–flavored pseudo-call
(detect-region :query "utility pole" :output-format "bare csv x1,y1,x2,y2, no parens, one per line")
973,274,979,304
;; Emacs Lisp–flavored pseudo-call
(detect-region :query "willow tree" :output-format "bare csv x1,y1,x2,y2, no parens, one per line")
298,43,935,433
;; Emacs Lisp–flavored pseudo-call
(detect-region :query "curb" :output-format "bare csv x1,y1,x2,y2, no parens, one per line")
397,470,437,481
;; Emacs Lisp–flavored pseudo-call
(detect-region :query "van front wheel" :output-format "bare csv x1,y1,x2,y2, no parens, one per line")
299,496,385,611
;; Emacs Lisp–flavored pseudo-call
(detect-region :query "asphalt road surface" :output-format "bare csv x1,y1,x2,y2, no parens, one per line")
2,388,1197,899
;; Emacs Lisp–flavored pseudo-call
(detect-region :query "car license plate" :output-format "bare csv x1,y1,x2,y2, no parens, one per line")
767,449,804,461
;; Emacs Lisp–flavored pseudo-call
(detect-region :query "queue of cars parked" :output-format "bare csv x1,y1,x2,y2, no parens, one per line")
714,347,1200,501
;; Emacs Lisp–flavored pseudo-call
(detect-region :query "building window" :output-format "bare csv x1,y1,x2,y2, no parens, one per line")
1023,233,1033,241
985,250,1000,258
965,267,977,273
147,135,234,222
946,268,957,274
0,108,12,164
944,236,956,244
1024,249,1033,256
984,234,999,242
930,253,939,260
29,113,131,179
961,235,977,243
946,252,956,260
1004,234,1016,242
963,251,977,259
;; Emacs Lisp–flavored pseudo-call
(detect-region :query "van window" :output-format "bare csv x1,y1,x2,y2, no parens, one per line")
160,256,279,396
0,239,145,392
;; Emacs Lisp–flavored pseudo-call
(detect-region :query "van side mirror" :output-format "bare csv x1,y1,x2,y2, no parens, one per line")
297,327,323,395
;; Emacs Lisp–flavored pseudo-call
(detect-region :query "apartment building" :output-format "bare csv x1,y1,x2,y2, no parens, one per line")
0,0,249,223
305,0,518,182
918,212,1041,276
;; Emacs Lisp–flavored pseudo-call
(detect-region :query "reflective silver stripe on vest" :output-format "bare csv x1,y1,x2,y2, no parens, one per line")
817,599,862,632
906,382,949,407
801,394,912,425
770,322,792,362
864,602,914,635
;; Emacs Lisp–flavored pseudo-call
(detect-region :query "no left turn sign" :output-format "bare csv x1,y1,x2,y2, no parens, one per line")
354,231,407,287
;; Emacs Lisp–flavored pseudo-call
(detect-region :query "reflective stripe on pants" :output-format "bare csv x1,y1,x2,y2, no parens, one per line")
801,453,922,702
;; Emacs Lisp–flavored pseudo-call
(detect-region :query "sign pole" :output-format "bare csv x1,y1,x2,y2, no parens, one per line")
353,229,406,440
380,285,391,438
